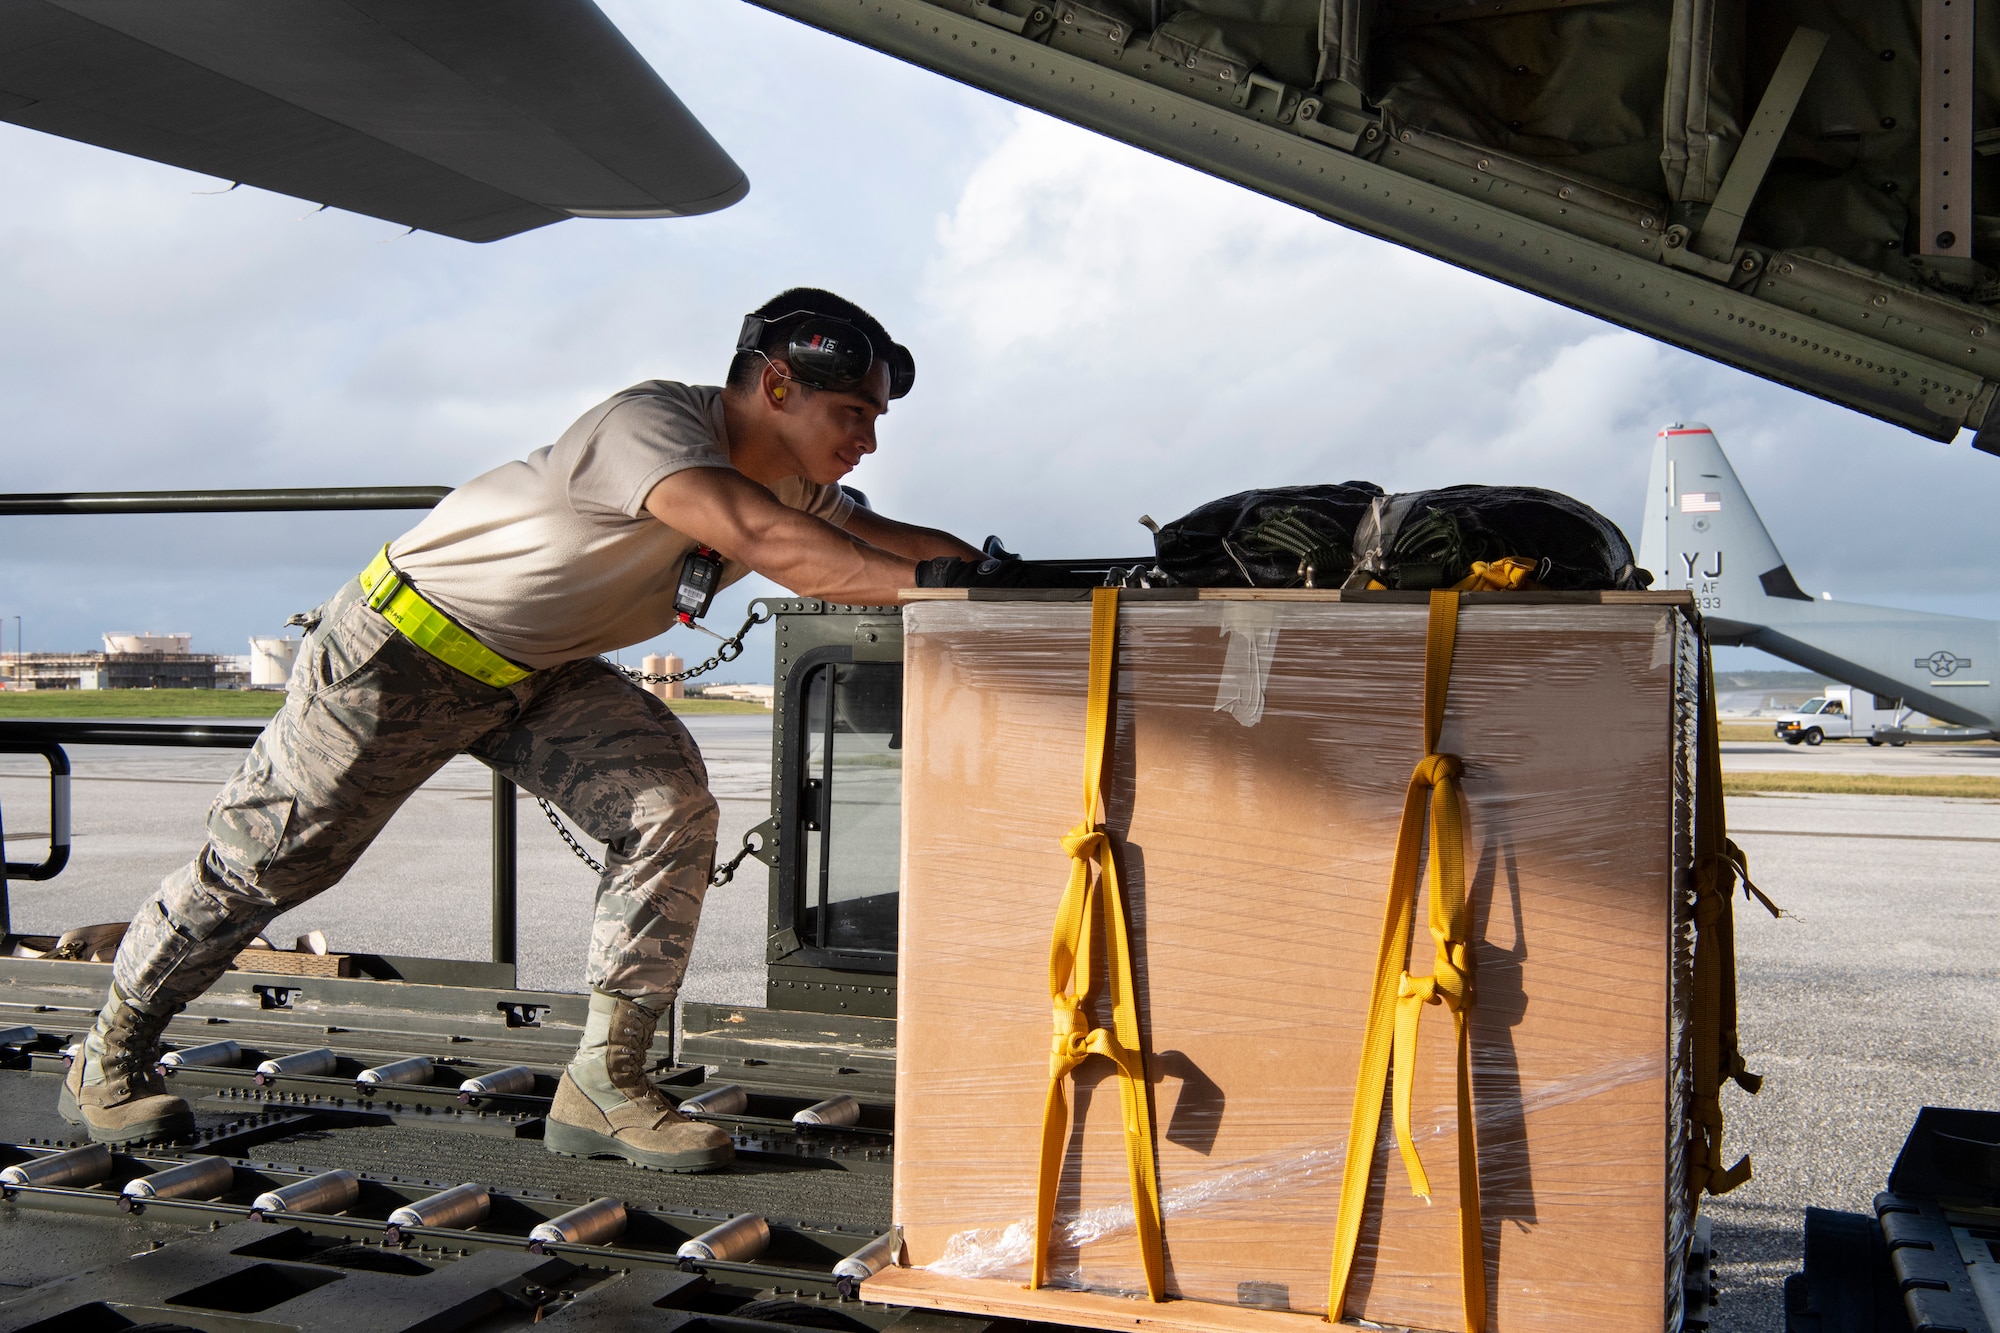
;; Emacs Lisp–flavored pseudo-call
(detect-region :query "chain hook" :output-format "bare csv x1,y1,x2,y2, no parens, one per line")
537,603,772,877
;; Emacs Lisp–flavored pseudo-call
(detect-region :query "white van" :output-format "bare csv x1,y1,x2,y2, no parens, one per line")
1772,686,1909,746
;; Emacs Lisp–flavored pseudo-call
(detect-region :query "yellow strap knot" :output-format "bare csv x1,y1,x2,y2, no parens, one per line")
1328,591,1486,1332
1411,751,1463,787
1032,588,1165,1301
1062,825,1108,860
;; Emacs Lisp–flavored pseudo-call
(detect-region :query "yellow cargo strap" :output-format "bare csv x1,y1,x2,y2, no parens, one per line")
1363,555,1544,593
1032,587,1166,1301
1688,645,1775,1197
359,546,533,689
1327,589,1486,1333
1453,557,1542,592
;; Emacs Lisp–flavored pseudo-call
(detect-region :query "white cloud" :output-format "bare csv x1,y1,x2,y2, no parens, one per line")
0,8,1993,679
893,107,1999,629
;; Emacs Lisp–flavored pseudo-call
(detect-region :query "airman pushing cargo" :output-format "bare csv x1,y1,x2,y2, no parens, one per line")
61,288,984,1171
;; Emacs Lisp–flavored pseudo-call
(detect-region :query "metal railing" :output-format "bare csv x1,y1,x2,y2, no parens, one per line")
0,486,525,968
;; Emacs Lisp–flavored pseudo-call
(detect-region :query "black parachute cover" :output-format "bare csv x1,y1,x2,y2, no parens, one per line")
1365,485,1647,590
1152,482,1647,591
1152,483,1385,588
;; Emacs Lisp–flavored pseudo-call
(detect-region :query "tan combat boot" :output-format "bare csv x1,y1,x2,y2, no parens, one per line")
57,986,195,1144
544,991,733,1173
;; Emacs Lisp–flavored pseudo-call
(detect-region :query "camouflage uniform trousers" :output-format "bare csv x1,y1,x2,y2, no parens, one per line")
109,576,719,1013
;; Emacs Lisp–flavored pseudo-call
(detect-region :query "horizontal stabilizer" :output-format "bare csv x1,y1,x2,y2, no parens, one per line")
1639,423,1997,730
0,0,748,242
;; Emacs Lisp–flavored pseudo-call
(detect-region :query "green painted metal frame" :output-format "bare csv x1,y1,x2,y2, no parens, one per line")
747,0,2000,449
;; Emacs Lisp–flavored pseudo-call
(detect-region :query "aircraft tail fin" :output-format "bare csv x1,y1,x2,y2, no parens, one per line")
1637,423,1813,627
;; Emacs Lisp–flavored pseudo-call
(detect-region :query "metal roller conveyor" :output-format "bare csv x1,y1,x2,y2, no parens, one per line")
677,1084,748,1116
385,1182,489,1243
249,1168,360,1218
527,1197,627,1253
356,1056,433,1089
0,1025,38,1048
120,1156,234,1209
457,1065,536,1100
255,1047,338,1083
159,1039,241,1070
677,1213,769,1264
832,1230,901,1296
793,1094,860,1127
0,1143,113,1190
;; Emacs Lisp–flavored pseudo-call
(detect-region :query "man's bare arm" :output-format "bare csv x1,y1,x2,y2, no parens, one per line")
644,468,922,605
841,506,982,562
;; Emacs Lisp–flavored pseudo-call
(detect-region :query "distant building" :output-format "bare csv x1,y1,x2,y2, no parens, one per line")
1,632,255,691
103,632,191,655
694,682,775,707
248,638,301,689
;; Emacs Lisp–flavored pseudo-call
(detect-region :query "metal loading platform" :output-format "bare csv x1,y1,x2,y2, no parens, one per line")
0,962,942,1333
0,492,1139,1332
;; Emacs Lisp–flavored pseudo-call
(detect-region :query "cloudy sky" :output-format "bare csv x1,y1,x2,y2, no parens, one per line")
2,0,1995,680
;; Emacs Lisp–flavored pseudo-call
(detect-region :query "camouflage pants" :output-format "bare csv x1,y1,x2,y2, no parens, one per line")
110,577,718,1011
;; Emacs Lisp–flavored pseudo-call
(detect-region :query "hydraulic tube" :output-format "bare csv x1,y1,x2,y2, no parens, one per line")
121,1156,234,1209
385,1183,489,1243
458,1066,536,1101
793,1094,861,1127
527,1197,628,1253
677,1213,769,1264
255,1048,338,1083
250,1169,360,1219
678,1084,748,1116
833,1230,902,1296
159,1040,240,1070
0,1143,112,1190
356,1056,433,1089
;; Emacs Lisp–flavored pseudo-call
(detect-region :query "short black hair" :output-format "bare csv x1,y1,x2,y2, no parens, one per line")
726,287,897,393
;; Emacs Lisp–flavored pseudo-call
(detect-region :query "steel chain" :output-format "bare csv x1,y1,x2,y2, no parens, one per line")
534,604,772,886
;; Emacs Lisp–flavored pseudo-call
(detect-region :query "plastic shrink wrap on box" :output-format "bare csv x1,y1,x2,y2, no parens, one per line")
886,592,1715,1333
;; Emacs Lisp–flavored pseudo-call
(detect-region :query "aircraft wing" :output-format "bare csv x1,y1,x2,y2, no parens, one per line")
750,0,2000,451
0,0,749,242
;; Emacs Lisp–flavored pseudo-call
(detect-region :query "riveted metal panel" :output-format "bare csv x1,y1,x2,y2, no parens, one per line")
751,0,2000,444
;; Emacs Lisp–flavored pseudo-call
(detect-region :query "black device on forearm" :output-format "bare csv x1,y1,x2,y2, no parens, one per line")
676,546,724,624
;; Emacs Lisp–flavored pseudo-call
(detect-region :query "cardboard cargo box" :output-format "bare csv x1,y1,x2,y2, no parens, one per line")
881,590,1715,1333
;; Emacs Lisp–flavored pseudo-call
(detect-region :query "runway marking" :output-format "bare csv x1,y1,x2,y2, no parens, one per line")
1734,828,2000,844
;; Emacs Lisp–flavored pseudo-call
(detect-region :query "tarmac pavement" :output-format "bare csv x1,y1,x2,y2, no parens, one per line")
2,719,1996,1330
1722,735,2000,776
0,715,777,1004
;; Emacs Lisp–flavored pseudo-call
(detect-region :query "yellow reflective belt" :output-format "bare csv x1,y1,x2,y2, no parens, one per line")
1327,590,1485,1333
1031,587,1166,1302
358,546,532,689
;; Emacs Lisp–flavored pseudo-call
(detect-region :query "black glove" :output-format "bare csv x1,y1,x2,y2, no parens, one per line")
916,556,1040,588
916,556,1110,588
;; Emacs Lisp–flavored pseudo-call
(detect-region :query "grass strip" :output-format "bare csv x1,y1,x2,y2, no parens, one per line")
0,691,285,718
0,690,768,719
1725,771,2000,800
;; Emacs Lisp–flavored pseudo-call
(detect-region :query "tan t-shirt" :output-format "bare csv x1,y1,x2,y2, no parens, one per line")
388,381,853,669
